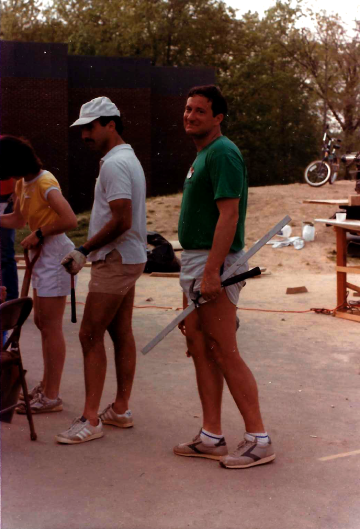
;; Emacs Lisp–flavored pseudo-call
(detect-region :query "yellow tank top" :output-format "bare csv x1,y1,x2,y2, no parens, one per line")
15,171,61,231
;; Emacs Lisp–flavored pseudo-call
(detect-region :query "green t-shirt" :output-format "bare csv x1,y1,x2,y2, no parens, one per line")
178,136,248,251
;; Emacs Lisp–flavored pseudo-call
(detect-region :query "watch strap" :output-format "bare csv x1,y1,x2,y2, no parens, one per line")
35,228,44,242
76,245,90,257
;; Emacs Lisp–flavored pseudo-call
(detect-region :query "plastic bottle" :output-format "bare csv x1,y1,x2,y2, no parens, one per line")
302,223,315,242
279,225,292,238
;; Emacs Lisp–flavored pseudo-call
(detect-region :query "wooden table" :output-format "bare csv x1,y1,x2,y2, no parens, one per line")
315,219,360,323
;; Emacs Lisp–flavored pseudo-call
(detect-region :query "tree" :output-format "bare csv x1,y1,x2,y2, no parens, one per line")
0,0,66,42
220,7,321,185
1,0,239,66
277,4,360,152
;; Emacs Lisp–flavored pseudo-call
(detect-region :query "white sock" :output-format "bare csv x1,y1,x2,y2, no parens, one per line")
245,432,270,445
200,428,223,446
113,407,132,418
42,395,58,404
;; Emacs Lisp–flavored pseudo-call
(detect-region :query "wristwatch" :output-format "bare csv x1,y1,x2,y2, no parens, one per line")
35,228,44,243
76,245,90,256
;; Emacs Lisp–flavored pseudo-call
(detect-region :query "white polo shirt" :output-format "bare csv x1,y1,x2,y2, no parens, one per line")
87,144,147,264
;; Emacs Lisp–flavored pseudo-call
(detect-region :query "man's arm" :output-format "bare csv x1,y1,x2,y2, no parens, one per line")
200,197,239,301
62,198,132,274
82,198,132,254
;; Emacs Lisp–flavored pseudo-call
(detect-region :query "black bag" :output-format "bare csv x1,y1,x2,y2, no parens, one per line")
144,232,181,273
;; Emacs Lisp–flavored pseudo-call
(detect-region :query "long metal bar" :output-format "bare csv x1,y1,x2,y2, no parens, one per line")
141,215,291,355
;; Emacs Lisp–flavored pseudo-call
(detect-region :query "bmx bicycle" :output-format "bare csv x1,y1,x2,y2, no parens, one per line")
304,129,341,187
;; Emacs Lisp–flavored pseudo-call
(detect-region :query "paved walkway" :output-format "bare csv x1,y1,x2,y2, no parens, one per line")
2,268,360,529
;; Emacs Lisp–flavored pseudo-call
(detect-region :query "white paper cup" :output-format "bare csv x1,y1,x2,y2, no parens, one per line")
336,213,346,222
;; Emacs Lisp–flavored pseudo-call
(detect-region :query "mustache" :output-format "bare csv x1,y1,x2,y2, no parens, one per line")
84,138,94,143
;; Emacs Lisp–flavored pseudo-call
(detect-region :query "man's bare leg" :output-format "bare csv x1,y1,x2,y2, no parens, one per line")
79,292,125,426
197,290,265,433
183,294,224,434
107,286,136,414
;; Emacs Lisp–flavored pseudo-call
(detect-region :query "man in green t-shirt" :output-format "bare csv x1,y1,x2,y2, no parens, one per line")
174,85,275,469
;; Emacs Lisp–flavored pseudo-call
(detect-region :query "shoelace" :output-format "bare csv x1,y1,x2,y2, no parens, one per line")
35,393,46,405
233,439,250,454
65,417,86,434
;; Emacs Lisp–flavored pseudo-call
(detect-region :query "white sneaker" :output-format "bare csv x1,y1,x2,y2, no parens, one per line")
16,392,63,414
99,404,133,428
55,417,104,444
220,437,276,469
19,381,43,401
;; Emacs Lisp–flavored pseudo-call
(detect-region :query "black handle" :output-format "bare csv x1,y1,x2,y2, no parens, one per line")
221,267,261,287
71,275,77,323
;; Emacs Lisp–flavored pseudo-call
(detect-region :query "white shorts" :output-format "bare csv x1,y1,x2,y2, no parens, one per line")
30,234,75,297
180,249,248,306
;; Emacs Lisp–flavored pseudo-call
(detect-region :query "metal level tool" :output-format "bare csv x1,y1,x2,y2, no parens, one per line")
141,215,291,355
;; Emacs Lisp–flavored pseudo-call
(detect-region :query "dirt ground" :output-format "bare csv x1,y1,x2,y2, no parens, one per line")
146,179,359,273
2,180,360,529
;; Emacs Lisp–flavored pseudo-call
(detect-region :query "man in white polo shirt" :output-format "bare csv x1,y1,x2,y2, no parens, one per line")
56,97,147,444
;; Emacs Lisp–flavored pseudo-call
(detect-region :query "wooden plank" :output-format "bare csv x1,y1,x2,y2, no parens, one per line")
17,261,91,269
286,286,308,294
169,240,183,251
303,199,349,205
150,272,180,278
315,219,360,232
346,282,360,294
149,268,269,279
336,266,360,274
335,311,360,323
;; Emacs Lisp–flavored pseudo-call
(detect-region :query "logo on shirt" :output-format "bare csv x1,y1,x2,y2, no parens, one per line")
186,167,194,179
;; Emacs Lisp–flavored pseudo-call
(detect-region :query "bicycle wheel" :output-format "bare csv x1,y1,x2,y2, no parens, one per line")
304,160,331,187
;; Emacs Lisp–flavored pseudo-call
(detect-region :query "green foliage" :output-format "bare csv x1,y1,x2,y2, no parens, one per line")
1,0,358,186
278,4,360,152
220,5,322,185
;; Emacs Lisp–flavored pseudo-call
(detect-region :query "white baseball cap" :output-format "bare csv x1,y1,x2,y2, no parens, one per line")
70,96,121,127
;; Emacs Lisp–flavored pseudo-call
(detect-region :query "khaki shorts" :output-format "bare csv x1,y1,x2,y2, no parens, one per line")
89,249,145,296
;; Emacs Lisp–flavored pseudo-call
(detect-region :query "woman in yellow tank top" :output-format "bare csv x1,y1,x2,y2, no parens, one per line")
0,135,78,414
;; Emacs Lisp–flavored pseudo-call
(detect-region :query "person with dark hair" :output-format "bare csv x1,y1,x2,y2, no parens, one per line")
0,178,19,301
56,96,147,444
174,85,275,469
0,177,19,346
0,135,78,413
187,85,228,118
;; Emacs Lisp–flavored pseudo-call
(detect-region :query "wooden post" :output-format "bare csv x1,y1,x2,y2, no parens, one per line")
336,227,347,307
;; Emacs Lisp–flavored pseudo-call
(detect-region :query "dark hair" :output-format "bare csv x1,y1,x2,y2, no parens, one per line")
98,115,124,136
0,135,43,180
187,85,228,117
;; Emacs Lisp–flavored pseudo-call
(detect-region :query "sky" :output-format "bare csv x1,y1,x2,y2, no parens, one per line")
226,0,360,30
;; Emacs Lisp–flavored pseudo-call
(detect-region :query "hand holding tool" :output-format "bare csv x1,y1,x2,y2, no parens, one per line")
141,215,291,355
